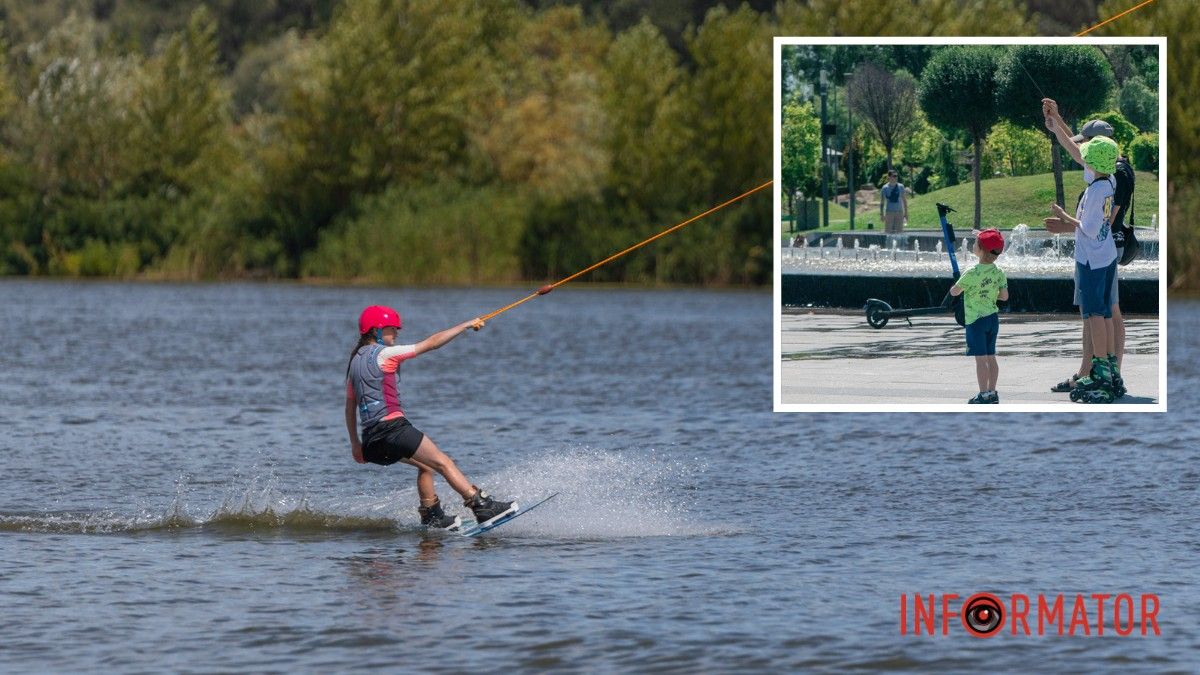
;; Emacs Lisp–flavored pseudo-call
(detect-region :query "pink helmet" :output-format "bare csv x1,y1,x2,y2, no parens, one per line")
358,305,402,334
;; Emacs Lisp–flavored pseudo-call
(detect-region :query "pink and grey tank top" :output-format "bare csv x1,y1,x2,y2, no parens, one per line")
347,343,419,430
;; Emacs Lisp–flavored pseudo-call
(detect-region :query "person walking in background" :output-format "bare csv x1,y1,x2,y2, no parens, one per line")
880,170,908,234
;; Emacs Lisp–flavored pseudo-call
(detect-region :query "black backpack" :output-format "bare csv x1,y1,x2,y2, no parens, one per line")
1112,158,1138,265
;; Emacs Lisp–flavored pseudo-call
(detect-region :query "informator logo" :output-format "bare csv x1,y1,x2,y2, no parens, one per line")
899,593,1161,637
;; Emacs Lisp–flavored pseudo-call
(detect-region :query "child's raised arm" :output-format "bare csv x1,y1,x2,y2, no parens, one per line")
413,318,485,355
1042,99,1085,167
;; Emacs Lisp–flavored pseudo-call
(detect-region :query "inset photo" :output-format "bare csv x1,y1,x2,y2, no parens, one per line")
772,37,1166,411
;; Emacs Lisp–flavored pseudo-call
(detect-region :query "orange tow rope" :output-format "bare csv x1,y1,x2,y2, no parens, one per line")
1074,0,1156,36
477,179,773,323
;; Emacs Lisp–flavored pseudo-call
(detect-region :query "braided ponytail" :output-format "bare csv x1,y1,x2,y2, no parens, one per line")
345,333,374,377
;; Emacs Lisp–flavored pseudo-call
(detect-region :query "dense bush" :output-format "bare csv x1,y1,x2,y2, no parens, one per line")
302,182,529,285
1129,133,1159,171
1119,77,1158,132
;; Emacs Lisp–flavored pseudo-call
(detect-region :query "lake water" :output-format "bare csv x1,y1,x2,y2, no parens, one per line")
1,280,1196,672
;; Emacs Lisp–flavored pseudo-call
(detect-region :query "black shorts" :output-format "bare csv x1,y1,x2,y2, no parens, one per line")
361,417,425,465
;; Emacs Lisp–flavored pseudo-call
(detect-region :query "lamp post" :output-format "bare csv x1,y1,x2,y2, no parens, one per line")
819,68,829,230
846,71,855,231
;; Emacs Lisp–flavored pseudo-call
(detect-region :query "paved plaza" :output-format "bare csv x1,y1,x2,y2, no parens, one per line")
780,310,1161,407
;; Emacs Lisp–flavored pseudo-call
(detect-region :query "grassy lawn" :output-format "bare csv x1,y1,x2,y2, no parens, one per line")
780,200,852,234
785,171,1159,233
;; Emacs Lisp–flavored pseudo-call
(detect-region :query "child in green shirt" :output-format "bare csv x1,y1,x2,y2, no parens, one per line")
950,229,1009,404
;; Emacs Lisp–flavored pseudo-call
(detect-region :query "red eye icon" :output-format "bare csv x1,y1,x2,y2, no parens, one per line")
963,593,1004,637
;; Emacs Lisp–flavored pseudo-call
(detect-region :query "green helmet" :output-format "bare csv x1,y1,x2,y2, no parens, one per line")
1081,136,1118,175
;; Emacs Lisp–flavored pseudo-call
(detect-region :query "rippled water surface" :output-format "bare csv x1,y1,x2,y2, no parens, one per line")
1,281,1196,672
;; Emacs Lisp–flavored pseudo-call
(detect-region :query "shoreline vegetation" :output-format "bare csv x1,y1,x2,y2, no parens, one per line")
0,1,1194,288
0,274,774,293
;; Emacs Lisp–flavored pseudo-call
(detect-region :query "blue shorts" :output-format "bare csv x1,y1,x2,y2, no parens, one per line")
1074,250,1120,306
965,312,999,356
1075,259,1118,319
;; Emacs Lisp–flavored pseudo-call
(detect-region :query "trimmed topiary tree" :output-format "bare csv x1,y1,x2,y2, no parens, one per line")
995,44,1115,207
919,46,1003,228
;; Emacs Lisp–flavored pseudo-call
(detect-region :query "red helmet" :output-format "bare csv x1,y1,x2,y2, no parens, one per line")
358,305,402,334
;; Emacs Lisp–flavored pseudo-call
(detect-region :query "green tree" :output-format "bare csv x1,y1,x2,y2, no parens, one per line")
602,19,688,205
1082,110,1137,150
1118,77,1158,132
848,62,918,171
475,5,611,203
776,0,1036,36
599,17,695,281
781,101,820,229
126,7,233,198
264,0,513,270
919,46,1003,227
1094,0,1195,288
683,4,772,202
13,14,137,198
893,107,945,181
994,44,1114,206
676,4,774,283
983,120,1051,177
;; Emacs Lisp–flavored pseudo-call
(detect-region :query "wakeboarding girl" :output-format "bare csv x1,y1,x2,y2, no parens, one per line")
345,305,514,529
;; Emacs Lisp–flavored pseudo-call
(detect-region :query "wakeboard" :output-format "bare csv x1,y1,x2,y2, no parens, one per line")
457,492,559,538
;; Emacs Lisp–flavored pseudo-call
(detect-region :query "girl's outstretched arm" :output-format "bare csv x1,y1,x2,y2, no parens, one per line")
413,318,485,355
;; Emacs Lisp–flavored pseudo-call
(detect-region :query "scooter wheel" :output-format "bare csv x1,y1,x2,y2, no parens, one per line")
1069,389,1082,402
865,300,891,329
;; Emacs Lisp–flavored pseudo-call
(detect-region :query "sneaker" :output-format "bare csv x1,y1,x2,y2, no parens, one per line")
967,392,990,404
986,390,999,404
464,489,516,526
418,498,461,530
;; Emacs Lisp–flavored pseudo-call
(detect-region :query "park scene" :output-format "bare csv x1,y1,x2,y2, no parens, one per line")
777,41,1163,408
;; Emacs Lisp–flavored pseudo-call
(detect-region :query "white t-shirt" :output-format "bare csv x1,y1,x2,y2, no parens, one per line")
1074,169,1118,269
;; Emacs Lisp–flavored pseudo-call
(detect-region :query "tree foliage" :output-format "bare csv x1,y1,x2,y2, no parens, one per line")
983,120,1051,177
848,62,918,170
1128,132,1158,172
781,101,820,220
1093,0,1196,288
1118,77,1158,132
0,0,1189,289
919,46,1003,226
994,44,1114,205
776,0,1036,36
1085,110,1138,150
